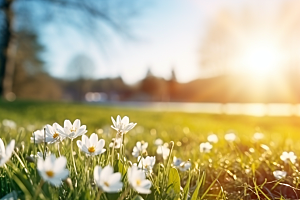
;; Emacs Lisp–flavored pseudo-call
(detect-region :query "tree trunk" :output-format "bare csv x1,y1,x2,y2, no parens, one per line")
0,0,14,98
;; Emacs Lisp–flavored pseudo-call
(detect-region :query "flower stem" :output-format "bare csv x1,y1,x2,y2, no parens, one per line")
117,187,131,200
95,188,103,200
33,179,44,200
71,139,78,175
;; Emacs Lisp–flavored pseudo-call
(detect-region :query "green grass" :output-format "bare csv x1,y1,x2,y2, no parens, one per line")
1,100,300,199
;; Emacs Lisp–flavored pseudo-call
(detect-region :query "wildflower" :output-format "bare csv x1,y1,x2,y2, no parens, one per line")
177,161,191,172
253,132,264,141
154,138,163,146
2,119,16,129
225,133,236,142
260,144,270,151
207,134,218,143
37,154,69,186
62,119,87,140
173,156,182,167
128,165,152,194
109,138,122,149
45,123,65,143
199,142,212,153
137,156,155,174
156,144,170,160
77,133,106,156
111,115,137,135
31,129,46,144
273,170,287,180
132,141,148,157
94,165,123,193
0,139,15,166
280,151,297,164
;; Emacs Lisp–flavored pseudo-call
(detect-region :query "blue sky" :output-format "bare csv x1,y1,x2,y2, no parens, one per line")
41,0,285,84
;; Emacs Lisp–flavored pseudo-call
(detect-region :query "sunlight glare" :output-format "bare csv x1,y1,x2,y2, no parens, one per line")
234,40,284,77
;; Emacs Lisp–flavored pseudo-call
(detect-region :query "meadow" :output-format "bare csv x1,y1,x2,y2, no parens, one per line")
1,100,300,199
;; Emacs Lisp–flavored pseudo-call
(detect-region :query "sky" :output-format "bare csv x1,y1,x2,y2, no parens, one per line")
41,0,287,84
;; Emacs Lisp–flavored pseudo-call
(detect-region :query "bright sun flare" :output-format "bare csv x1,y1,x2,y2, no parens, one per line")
233,40,285,76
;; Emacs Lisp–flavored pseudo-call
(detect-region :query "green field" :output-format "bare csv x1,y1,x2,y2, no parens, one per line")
1,100,300,199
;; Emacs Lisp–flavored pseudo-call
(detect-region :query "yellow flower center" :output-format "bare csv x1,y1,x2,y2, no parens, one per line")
70,127,76,132
53,132,59,139
104,181,110,187
88,146,95,153
136,179,141,186
46,170,54,177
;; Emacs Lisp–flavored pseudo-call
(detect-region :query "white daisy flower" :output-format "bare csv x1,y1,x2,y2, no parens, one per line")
37,154,69,186
94,165,123,193
77,133,106,156
280,151,297,164
132,141,148,158
128,165,152,194
207,134,218,143
225,133,236,142
111,115,137,135
0,139,15,166
177,161,191,172
156,144,170,160
137,156,156,174
199,142,212,153
173,156,182,167
273,170,287,180
253,132,264,141
62,119,87,140
109,138,122,149
45,123,65,143
31,129,46,144
2,119,16,129
154,138,163,146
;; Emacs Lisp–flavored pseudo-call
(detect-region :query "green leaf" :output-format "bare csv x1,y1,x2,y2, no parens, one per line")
167,167,181,195
12,171,34,198
118,160,127,177
191,171,206,200
132,195,144,200
183,171,191,200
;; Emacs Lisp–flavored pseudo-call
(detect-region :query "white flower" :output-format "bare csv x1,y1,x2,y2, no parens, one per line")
154,138,163,146
156,144,170,160
207,134,218,143
45,123,65,143
132,142,148,157
137,156,155,174
173,156,182,167
128,165,152,194
109,138,122,149
111,115,137,134
253,132,264,141
177,161,191,172
2,119,16,129
62,119,87,140
225,133,236,142
37,154,69,186
77,133,106,156
94,165,123,193
280,151,297,164
273,170,287,180
199,142,212,153
31,129,46,144
260,144,270,151
0,139,15,166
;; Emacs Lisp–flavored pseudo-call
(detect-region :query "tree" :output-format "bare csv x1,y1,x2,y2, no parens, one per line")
0,0,143,98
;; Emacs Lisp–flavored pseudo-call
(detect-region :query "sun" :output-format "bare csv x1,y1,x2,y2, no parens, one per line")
231,39,285,77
